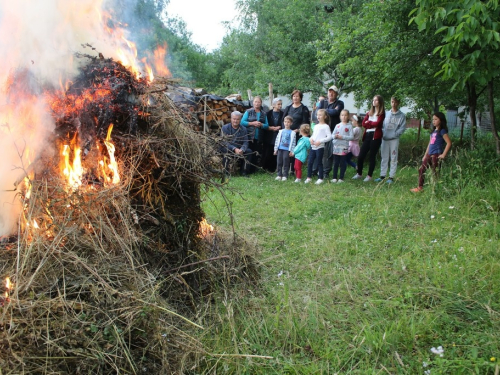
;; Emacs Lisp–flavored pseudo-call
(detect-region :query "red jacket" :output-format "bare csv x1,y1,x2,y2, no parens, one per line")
362,112,385,141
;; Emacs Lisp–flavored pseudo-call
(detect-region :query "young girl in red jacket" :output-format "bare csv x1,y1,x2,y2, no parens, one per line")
352,95,385,182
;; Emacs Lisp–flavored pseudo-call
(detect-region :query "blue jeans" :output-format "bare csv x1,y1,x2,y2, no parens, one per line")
307,148,325,179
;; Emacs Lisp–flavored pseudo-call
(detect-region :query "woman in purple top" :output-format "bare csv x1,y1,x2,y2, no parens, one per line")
411,112,452,192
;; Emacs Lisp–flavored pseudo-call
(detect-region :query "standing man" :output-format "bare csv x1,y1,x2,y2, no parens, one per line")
318,85,344,179
375,97,406,184
220,111,253,178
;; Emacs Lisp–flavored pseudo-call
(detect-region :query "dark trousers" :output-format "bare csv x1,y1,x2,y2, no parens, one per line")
248,140,262,173
345,152,356,168
222,148,253,175
276,149,291,177
322,140,333,177
261,143,277,172
357,132,382,178
308,148,325,179
418,154,440,188
332,154,347,180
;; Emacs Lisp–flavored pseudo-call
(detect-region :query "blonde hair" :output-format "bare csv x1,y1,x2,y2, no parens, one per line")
316,109,330,124
299,123,311,136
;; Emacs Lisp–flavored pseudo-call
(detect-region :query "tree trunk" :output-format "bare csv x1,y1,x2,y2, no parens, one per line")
466,82,478,150
487,80,500,156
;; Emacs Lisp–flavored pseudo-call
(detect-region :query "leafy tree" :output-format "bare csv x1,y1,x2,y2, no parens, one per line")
411,0,500,154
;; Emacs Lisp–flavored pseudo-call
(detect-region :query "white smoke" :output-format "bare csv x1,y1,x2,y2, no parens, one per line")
0,0,140,236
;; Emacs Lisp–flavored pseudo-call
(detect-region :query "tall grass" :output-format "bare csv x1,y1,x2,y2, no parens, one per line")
198,134,500,374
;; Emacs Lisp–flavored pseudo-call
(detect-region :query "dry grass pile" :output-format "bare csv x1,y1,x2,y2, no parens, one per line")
0,60,257,374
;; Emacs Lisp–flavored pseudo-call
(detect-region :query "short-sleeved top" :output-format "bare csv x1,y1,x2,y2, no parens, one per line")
278,129,293,151
429,129,448,155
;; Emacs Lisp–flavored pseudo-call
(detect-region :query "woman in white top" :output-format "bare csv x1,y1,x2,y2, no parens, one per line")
352,95,385,182
305,109,332,185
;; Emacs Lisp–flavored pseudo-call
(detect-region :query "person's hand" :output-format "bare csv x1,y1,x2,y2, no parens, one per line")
273,151,277,155
337,134,342,139
235,148,243,155
438,154,446,160
289,152,294,157
294,129,299,133
309,138,314,144
314,141,321,146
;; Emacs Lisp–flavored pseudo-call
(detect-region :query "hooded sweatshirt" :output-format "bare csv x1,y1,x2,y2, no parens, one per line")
382,110,406,140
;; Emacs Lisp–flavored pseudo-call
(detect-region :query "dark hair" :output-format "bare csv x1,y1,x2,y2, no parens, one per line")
291,89,303,101
433,112,448,130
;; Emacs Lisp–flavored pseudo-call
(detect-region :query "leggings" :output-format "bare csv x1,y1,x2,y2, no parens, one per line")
356,132,382,177
418,154,440,188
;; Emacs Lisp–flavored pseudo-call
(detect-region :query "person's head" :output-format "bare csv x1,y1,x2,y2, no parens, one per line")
272,97,282,111
231,111,242,128
253,96,263,110
390,97,400,111
291,90,303,104
432,112,448,131
352,114,360,127
369,95,385,116
328,85,339,102
316,109,329,124
299,123,311,137
316,95,326,107
284,115,293,129
340,109,350,123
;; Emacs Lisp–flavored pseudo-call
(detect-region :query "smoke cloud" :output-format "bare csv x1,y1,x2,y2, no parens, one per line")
0,0,141,236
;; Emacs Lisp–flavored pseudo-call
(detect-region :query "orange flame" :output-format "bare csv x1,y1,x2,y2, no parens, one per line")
61,134,83,191
101,124,120,185
199,218,214,238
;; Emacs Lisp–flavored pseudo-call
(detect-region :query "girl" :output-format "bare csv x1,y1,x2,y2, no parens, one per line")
330,109,354,183
345,114,361,170
410,112,452,192
352,95,385,182
305,109,332,185
290,124,311,183
274,116,296,181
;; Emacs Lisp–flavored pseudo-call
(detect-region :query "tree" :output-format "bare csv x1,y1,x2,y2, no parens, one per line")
411,0,500,154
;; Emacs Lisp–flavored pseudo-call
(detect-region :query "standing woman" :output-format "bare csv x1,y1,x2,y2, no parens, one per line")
241,96,269,173
282,90,310,174
352,95,385,182
263,98,284,172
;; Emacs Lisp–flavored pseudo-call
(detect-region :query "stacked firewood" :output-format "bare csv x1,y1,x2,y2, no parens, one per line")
167,87,251,134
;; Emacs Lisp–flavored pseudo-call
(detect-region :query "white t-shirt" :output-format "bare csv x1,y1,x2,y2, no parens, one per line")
310,124,332,150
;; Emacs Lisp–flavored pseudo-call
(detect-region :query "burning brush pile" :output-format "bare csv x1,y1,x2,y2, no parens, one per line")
0,54,256,373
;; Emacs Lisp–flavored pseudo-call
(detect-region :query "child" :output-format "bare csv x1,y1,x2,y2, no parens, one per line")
330,109,354,183
411,112,452,192
305,109,332,185
290,124,311,183
274,116,296,181
345,115,361,170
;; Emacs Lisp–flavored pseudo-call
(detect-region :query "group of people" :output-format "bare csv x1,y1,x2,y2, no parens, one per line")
220,86,452,191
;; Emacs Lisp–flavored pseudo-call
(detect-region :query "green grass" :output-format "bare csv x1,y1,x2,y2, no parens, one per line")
197,142,500,374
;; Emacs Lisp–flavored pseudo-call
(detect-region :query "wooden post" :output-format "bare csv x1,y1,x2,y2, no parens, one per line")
203,96,207,134
247,89,253,101
268,83,273,107
460,119,464,142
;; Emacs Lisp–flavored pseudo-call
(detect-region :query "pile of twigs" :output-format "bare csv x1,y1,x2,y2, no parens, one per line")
0,59,257,374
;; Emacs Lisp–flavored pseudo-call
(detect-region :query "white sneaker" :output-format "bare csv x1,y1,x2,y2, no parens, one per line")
352,174,362,180
330,179,338,183
337,179,344,183
281,177,287,181
275,176,282,181
315,179,324,185
363,176,372,182
304,178,312,184
294,178,301,183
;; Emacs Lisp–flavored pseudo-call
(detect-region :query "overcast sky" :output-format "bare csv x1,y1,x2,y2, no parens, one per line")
165,0,238,51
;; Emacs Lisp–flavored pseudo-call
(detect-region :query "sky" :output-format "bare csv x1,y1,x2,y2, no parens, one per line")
165,0,238,51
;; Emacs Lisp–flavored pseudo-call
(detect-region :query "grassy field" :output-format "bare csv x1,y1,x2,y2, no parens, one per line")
196,138,500,374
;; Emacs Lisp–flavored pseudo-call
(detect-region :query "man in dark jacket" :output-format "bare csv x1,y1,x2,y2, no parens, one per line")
220,111,253,177
318,85,344,179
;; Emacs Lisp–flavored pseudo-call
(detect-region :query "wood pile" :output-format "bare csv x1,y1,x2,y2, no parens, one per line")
167,87,252,134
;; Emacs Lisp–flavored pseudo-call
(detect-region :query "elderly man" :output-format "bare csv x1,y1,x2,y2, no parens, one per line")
220,111,253,177
318,85,344,179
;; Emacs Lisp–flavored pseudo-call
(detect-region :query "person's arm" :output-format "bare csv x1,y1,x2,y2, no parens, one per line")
241,111,250,128
395,116,407,138
320,126,333,144
325,100,344,119
293,138,304,155
439,132,452,159
274,131,281,153
221,126,236,152
289,131,297,151
260,112,269,130
337,125,354,141
302,106,311,125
